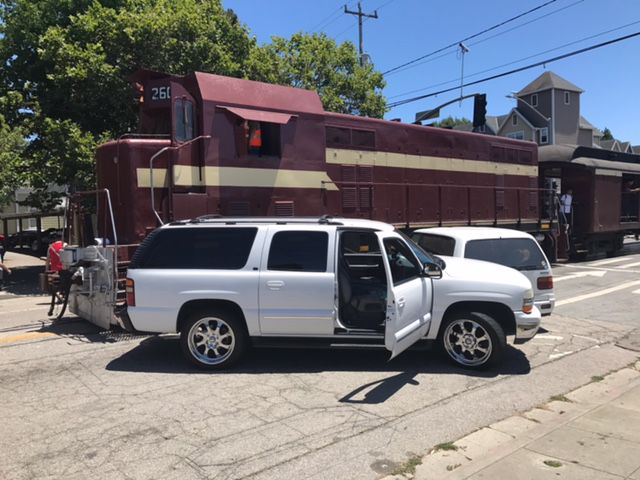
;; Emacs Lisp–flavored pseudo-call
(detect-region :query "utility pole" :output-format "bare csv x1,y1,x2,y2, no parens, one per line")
344,2,378,66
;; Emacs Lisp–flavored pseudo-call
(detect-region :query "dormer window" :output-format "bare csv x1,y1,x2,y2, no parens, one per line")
531,94,538,107
512,115,518,126
564,91,570,105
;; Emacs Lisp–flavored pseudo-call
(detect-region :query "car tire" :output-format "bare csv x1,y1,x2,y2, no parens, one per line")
438,311,506,369
179,309,247,370
31,239,41,253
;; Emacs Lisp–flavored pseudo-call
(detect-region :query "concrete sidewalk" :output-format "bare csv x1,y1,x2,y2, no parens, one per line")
384,358,640,480
1,250,46,268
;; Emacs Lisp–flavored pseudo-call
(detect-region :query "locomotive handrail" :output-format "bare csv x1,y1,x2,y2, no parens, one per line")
149,135,211,226
117,133,171,140
322,180,557,227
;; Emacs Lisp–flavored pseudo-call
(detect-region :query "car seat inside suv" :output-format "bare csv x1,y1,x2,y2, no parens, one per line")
338,231,387,331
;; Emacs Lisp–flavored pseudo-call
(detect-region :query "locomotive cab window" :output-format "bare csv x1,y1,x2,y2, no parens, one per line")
245,120,281,157
174,99,195,142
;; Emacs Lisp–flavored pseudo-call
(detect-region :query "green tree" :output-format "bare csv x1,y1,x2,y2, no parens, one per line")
0,0,255,205
432,116,471,129
602,127,613,141
0,114,26,206
248,32,386,118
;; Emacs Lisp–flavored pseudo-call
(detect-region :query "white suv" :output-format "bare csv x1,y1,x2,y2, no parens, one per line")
411,227,555,316
123,217,540,370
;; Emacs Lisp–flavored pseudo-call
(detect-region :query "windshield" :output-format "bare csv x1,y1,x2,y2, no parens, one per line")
464,238,548,271
397,230,434,265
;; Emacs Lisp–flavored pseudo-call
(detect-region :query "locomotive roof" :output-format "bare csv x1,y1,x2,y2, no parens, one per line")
193,72,324,116
539,144,640,174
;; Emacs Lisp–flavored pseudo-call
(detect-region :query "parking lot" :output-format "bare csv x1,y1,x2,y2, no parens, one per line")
2,242,640,480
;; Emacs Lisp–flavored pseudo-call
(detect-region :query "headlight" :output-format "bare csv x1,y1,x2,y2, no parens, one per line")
522,289,534,314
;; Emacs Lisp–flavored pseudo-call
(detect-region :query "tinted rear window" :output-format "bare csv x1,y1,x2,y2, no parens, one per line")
411,233,455,256
131,227,257,269
268,231,328,272
464,238,548,270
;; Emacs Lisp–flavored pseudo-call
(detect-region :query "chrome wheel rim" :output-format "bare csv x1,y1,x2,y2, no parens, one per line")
443,318,493,367
187,317,235,365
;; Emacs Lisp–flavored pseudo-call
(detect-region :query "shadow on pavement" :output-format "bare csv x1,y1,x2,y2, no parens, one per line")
0,265,47,297
106,335,531,380
37,318,150,344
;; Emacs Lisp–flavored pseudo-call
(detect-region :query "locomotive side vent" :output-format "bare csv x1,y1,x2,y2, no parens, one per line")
227,201,250,216
352,129,376,149
359,186,372,210
357,165,373,183
342,187,358,210
342,165,356,182
274,200,295,217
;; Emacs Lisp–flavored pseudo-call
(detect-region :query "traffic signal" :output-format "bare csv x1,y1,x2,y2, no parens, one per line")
473,94,487,128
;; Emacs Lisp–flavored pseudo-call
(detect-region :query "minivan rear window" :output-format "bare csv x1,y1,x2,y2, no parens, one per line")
411,233,455,256
131,227,257,269
464,238,548,271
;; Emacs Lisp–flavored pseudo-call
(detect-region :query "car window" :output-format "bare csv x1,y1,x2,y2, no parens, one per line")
383,238,421,285
411,233,455,256
268,231,328,272
464,238,548,271
131,227,257,269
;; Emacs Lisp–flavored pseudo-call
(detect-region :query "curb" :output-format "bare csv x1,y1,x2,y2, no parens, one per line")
382,359,640,480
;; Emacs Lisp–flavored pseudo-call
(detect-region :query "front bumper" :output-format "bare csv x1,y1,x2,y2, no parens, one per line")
513,306,541,344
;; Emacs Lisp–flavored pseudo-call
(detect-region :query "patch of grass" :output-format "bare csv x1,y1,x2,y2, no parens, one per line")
544,459,562,468
391,455,422,476
549,394,573,403
591,375,605,382
433,442,458,452
446,463,462,471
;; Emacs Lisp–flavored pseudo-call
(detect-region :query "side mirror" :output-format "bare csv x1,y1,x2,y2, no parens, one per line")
423,262,442,279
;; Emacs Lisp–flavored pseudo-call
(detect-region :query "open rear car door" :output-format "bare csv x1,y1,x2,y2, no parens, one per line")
376,232,433,359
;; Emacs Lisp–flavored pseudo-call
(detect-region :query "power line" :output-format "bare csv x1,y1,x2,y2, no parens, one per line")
387,30,640,108
309,5,345,33
382,0,559,76
387,0,584,78
387,18,640,101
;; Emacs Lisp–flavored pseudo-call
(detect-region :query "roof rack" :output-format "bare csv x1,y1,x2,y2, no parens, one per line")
182,215,345,226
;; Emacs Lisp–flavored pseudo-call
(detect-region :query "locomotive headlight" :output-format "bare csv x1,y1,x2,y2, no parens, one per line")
522,289,534,314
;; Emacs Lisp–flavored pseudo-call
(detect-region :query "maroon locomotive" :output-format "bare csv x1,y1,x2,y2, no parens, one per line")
96,69,559,257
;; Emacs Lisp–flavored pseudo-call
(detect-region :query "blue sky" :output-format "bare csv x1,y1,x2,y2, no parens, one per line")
224,0,640,145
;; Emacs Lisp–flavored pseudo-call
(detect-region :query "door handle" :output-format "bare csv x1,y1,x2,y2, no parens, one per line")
397,297,406,308
266,280,285,290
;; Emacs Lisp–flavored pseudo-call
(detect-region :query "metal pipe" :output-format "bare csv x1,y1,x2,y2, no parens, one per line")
149,135,211,226
149,146,171,226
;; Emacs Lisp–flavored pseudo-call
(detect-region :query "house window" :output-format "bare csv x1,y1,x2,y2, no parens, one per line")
246,120,281,156
540,127,549,144
531,94,538,107
564,92,570,105
512,115,518,126
507,131,524,140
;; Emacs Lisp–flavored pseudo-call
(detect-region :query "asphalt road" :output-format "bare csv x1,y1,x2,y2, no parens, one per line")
1,243,639,480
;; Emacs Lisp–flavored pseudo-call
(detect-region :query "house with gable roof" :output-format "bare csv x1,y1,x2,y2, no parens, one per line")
456,71,635,153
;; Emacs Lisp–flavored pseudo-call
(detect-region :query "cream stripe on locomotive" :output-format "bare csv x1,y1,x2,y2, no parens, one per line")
325,148,539,177
136,166,339,191
136,148,537,189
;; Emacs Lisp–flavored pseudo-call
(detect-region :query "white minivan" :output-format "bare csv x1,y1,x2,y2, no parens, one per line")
411,227,554,316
